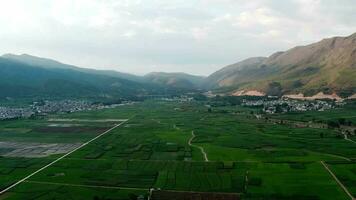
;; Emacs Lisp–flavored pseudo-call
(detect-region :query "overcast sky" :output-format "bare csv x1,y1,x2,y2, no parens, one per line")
0,0,355,76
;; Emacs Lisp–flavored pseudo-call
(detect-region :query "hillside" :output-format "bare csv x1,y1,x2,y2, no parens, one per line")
0,57,153,99
2,54,143,82
206,32,356,97
1,54,205,93
144,72,205,89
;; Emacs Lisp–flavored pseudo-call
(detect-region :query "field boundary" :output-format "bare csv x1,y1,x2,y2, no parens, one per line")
23,180,143,190
25,180,242,196
0,119,129,195
321,161,355,200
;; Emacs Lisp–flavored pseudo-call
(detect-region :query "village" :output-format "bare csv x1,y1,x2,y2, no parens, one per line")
0,100,133,120
242,98,344,114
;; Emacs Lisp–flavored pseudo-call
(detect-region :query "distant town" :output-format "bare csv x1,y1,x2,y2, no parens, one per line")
0,100,133,120
0,96,350,120
242,98,344,114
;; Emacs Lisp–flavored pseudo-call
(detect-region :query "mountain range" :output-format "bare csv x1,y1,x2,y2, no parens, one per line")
205,32,356,97
0,32,355,99
0,54,201,100
0,56,149,99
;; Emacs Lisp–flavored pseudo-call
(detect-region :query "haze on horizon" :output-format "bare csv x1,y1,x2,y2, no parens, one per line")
0,0,355,76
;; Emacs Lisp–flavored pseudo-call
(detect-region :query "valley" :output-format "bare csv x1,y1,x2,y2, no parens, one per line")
1,32,355,101
0,1,355,199
0,99,355,199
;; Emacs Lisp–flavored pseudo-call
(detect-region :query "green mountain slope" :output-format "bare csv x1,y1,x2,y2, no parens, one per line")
2,53,143,82
0,58,152,99
206,32,356,97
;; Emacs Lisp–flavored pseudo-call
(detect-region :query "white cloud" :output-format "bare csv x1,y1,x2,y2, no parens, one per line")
235,7,279,27
0,0,355,75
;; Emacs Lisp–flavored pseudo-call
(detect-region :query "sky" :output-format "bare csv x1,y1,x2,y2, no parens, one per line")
0,0,355,76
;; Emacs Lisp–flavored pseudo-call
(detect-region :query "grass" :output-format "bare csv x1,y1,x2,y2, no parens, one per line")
5,182,147,200
244,162,349,200
1,100,355,199
328,162,356,197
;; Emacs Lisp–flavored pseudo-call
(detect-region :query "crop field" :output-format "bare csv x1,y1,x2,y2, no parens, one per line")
0,100,355,199
328,161,356,197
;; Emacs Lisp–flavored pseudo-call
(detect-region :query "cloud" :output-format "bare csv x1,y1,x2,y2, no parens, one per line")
0,0,355,75
235,8,279,27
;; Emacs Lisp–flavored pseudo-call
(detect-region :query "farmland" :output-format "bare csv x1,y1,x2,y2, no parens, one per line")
0,100,355,199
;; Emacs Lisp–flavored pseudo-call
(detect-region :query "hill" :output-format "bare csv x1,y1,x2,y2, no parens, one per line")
2,54,143,82
0,57,154,99
144,72,205,89
206,32,356,97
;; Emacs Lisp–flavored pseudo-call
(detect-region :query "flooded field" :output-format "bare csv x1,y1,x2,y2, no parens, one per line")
0,141,81,158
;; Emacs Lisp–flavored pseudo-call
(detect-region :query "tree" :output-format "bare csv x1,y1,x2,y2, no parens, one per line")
338,118,346,125
128,194,138,200
320,133,324,138
193,93,207,101
327,120,339,129
275,104,283,113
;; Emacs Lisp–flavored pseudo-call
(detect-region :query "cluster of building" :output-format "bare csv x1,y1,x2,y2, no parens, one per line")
242,99,341,114
0,100,132,120
0,107,34,120
31,100,93,114
160,95,194,102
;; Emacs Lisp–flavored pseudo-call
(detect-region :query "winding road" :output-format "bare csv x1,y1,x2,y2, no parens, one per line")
188,131,209,162
343,133,356,144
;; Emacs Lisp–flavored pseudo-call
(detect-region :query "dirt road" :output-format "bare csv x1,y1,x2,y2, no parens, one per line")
321,161,355,200
188,131,209,162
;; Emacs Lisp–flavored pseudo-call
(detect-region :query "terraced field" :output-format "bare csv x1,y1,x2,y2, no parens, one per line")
0,100,355,199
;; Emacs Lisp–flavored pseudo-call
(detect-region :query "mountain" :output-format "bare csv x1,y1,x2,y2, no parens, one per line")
2,54,143,82
144,72,205,89
206,32,356,97
0,57,155,99
204,57,267,89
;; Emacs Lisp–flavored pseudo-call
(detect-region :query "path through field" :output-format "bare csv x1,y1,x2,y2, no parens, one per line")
343,133,356,144
188,131,209,162
321,161,355,200
24,180,142,190
0,119,129,195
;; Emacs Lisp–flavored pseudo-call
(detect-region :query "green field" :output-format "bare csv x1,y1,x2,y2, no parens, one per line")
0,100,355,199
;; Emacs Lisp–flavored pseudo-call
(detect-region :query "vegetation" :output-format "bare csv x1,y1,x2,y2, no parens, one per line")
0,100,355,199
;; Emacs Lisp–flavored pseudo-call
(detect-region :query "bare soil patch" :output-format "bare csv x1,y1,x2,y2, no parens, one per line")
33,126,108,134
0,141,81,158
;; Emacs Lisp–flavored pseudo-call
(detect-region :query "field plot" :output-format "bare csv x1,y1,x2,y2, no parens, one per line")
328,162,356,197
0,100,355,199
0,142,81,158
0,106,132,198
243,162,348,200
22,159,244,192
0,157,53,192
0,119,116,144
4,182,147,200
